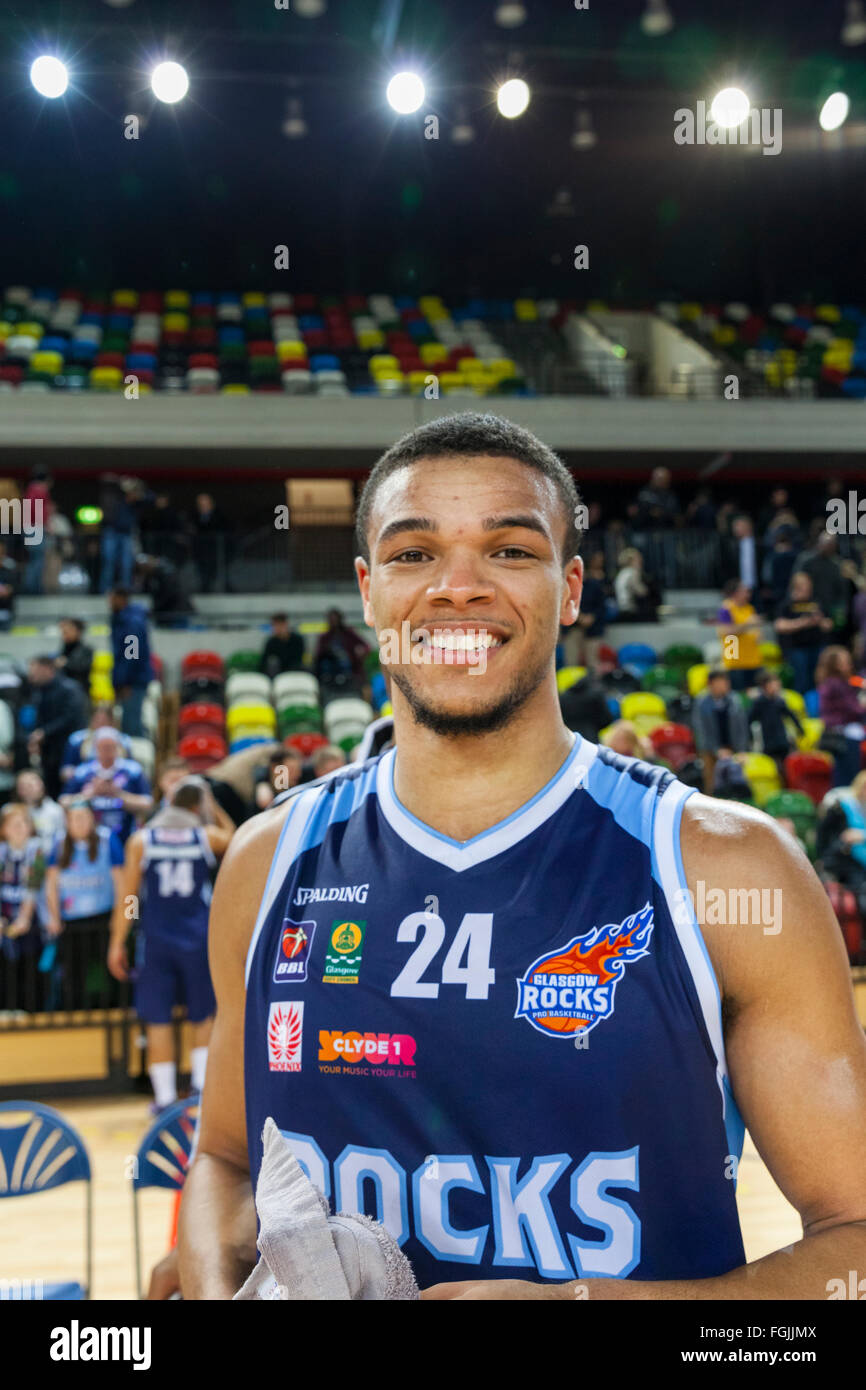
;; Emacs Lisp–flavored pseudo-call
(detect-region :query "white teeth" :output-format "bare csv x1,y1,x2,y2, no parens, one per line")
426,630,502,652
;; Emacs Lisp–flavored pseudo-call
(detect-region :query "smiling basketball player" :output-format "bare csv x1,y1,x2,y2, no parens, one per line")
179,412,866,1299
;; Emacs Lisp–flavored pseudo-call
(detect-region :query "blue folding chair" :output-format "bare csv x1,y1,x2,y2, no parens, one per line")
131,1098,198,1300
0,1100,92,1299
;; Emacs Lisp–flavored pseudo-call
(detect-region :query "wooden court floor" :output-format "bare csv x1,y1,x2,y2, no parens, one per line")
0,1094,801,1300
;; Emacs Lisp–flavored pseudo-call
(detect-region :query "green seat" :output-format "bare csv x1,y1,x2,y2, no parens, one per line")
278,707,323,736
363,649,381,677
642,664,685,694
662,644,703,671
763,790,817,855
226,649,262,674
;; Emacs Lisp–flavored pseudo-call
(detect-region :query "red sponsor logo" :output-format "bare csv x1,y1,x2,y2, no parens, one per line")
268,1002,304,1072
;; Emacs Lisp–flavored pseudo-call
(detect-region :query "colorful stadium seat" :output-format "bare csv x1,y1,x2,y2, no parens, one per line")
742,753,781,805
783,751,832,804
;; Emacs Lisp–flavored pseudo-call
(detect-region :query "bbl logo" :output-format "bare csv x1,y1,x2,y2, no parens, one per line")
273,918,316,985
322,919,366,984
515,902,654,1040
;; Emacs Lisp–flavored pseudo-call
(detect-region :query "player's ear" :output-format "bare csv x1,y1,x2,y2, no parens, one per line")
354,556,375,629
560,554,583,628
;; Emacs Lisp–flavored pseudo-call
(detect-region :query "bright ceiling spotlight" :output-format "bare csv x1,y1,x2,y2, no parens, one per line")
641,0,674,37
842,0,866,45
30,55,68,98
494,2,527,26
497,77,530,118
386,71,425,114
710,86,750,128
151,61,189,104
820,91,850,130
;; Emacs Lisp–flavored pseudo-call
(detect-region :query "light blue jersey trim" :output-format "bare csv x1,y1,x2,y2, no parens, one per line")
244,762,380,985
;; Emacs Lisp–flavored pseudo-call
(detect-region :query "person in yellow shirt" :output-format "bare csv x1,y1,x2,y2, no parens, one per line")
716,579,764,691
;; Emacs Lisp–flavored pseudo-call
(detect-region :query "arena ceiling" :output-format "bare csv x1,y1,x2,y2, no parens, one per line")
0,0,865,300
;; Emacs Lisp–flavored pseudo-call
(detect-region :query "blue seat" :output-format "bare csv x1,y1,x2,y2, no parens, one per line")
804,688,820,717
0,1100,92,1299
310,353,340,372
616,642,657,675
131,1097,198,1298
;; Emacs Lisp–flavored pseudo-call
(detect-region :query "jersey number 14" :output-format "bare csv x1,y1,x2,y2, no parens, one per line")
390,911,495,1000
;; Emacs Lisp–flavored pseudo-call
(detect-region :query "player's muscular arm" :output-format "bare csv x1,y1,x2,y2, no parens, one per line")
177,803,290,1300
426,797,866,1302
584,797,866,1301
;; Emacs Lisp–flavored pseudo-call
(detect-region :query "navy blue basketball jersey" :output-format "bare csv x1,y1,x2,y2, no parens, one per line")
140,825,215,947
243,737,746,1287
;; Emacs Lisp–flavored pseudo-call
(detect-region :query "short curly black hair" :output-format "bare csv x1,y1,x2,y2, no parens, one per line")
354,411,582,565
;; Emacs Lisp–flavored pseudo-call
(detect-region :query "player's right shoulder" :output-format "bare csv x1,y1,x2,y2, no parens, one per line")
209,796,304,967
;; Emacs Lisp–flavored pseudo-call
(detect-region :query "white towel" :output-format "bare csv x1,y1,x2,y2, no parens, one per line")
234,1118,419,1301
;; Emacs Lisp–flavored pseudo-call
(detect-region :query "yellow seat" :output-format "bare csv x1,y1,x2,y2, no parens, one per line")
781,688,806,717
514,298,538,321
162,312,189,332
30,351,63,374
419,342,448,364
796,717,824,752
485,357,518,377
743,753,781,806
620,692,666,722
242,292,267,308
92,651,113,673
815,304,840,323
687,663,710,697
408,370,433,394
679,302,702,321
439,372,470,393
89,366,123,389
16,322,44,340
632,714,666,738
368,354,400,374
90,677,115,702
356,329,385,350
556,665,587,694
112,289,138,309
164,290,191,309
226,702,276,734
758,641,782,667
276,339,307,361
712,324,737,346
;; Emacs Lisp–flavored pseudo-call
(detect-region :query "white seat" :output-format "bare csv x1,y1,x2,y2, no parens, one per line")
129,737,155,779
226,671,272,703
273,671,319,702
323,697,373,731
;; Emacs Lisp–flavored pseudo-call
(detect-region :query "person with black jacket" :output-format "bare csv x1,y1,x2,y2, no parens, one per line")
26,656,88,797
748,671,803,772
559,671,613,743
260,613,306,678
56,618,93,693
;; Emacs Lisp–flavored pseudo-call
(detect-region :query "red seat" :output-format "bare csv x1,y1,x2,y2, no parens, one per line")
178,703,225,735
150,653,164,682
285,733,329,759
783,751,833,805
177,732,227,770
181,650,225,682
823,881,863,965
649,722,695,771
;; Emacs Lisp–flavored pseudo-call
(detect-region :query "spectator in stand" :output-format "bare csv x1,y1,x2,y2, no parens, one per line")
60,706,132,785
685,488,717,530
0,539,18,632
572,551,607,669
634,466,679,530
0,803,46,1010
761,524,799,613
774,571,833,695
254,747,304,811
192,492,232,593
61,727,153,842
614,548,658,621
151,756,194,814
692,669,750,792
749,671,804,773
815,768,866,924
15,769,66,852
815,646,866,788
0,698,15,801
26,655,88,799
44,801,124,1010
794,530,848,630
135,554,196,628
99,474,138,593
758,487,791,537
55,617,93,694
313,608,369,692
727,515,758,592
559,669,613,742
139,491,189,570
600,720,652,760
716,579,764,691
260,613,306,679
22,471,55,596
109,585,152,737
311,745,346,779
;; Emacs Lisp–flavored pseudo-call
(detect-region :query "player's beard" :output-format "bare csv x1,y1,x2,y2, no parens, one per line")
389,644,551,736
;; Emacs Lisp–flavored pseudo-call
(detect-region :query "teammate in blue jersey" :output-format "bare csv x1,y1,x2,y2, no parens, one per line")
179,412,866,1300
109,777,232,1113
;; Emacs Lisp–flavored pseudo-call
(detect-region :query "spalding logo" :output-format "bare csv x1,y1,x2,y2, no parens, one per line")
515,902,654,1039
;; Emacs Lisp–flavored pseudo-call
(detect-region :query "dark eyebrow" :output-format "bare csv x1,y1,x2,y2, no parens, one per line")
483,514,551,539
376,517,437,547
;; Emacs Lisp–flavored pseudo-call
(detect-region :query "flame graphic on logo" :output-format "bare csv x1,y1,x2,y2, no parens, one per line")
269,1004,302,1062
517,902,654,1035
